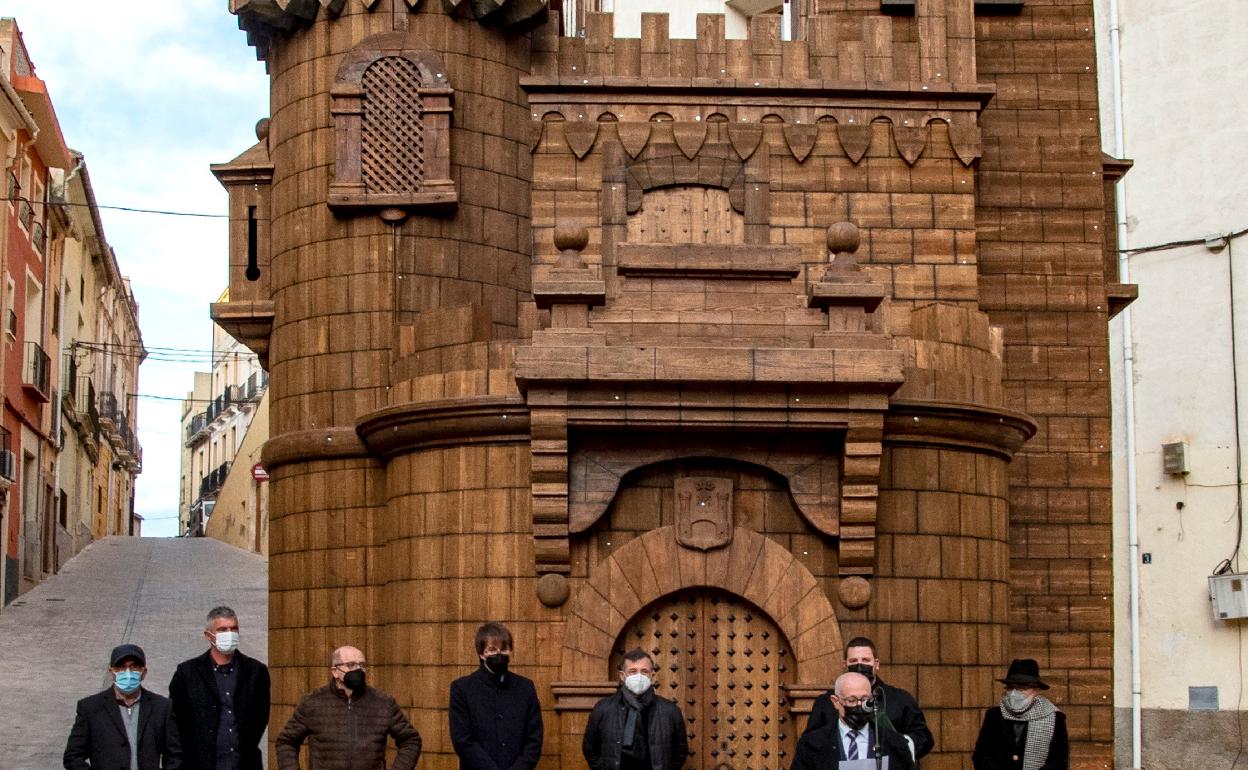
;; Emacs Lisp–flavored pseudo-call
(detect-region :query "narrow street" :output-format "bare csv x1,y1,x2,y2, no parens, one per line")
0,537,267,768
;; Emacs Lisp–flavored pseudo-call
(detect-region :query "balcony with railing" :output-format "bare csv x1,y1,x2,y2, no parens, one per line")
30,221,45,254
22,341,50,402
98,391,119,432
0,425,13,482
185,411,209,445
17,197,32,231
242,371,268,403
86,379,101,447
50,387,60,444
198,462,230,501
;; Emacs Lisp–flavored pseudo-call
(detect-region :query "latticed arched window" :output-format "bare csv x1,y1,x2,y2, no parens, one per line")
361,56,425,195
329,33,455,217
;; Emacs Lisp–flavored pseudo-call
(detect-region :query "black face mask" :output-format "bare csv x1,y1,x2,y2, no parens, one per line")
843,703,873,730
846,663,876,682
484,653,510,676
343,669,367,695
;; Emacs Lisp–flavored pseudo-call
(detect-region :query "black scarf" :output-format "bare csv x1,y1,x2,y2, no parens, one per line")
621,685,655,758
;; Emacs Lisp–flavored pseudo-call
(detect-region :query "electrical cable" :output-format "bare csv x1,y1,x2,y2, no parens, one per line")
1222,234,1244,575
0,196,227,219
1121,225,1248,257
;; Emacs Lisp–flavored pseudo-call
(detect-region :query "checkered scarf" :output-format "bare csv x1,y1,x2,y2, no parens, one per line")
999,694,1057,770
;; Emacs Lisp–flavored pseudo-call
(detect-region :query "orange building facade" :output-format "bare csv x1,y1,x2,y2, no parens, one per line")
0,19,144,605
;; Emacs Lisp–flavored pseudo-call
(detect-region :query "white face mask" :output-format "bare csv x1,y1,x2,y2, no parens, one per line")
1004,689,1033,711
213,630,240,654
624,673,652,696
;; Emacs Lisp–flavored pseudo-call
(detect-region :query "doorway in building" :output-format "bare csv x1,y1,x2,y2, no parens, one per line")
611,589,796,770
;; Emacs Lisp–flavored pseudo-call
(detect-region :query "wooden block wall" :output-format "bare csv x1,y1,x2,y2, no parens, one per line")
859,444,1011,770
266,457,385,758
532,7,976,87
973,3,1115,767
380,441,563,770
531,119,981,341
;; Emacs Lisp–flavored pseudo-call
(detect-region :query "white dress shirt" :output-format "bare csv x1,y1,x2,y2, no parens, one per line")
838,719,871,760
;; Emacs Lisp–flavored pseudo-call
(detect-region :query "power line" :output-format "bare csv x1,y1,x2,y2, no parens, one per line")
0,196,227,219
1122,225,1248,257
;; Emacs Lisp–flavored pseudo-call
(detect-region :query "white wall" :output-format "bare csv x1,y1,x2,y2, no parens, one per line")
1098,0,1248,720
608,0,749,38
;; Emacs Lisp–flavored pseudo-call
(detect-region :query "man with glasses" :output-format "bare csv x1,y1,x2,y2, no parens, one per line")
64,643,182,769
804,636,933,764
276,645,421,770
792,672,914,770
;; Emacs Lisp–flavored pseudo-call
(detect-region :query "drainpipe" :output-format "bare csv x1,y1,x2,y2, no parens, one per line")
1107,0,1141,766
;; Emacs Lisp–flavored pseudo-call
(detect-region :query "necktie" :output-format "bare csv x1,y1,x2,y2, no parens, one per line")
847,729,860,760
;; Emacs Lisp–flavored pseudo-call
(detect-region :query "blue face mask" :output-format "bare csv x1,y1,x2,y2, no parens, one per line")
114,670,142,694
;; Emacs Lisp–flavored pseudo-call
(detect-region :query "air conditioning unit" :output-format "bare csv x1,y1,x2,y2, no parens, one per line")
0,449,16,481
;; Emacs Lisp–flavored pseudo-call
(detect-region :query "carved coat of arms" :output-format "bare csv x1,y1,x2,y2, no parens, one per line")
675,477,733,551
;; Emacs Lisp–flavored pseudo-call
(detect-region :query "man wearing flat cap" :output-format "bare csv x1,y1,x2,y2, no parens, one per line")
972,659,1068,770
64,643,182,769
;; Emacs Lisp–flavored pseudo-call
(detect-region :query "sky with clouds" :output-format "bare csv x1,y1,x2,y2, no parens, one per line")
7,1,270,536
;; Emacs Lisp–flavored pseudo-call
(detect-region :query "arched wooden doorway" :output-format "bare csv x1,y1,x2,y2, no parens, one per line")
612,588,796,770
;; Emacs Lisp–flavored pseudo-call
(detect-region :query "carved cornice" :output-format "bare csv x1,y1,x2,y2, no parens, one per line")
532,110,985,167
261,427,371,471
884,399,1037,460
356,395,531,457
231,0,547,61
209,301,275,370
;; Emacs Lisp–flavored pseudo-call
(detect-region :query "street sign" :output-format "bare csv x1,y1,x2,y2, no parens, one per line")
251,463,269,482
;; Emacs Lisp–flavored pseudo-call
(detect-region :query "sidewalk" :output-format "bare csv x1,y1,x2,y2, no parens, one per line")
0,536,267,768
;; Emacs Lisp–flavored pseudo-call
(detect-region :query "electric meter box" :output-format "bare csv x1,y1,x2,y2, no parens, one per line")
1210,573,1248,621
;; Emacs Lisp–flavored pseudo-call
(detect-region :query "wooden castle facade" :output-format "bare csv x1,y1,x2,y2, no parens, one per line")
217,0,1129,766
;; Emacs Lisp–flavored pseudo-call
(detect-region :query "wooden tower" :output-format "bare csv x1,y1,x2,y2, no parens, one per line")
218,0,1125,767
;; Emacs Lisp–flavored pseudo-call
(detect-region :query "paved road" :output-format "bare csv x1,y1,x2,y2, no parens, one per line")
0,536,267,769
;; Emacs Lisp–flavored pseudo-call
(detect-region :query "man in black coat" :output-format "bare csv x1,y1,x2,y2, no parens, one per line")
449,621,544,770
64,643,182,769
804,636,933,764
792,672,915,770
168,606,270,770
972,659,1069,770
582,648,688,770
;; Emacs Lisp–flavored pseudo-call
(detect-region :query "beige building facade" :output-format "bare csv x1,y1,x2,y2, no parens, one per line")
1097,0,1248,767
180,303,268,550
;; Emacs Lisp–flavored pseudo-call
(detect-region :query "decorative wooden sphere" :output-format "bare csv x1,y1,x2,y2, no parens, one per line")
837,575,872,609
536,573,570,607
553,222,589,253
826,222,861,255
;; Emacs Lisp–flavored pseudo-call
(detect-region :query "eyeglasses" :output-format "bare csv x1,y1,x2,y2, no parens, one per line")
111,664,144,673
334,662,367,672
837,696,874,708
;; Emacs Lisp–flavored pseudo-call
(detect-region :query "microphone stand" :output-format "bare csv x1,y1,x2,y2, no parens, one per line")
871,684,885,770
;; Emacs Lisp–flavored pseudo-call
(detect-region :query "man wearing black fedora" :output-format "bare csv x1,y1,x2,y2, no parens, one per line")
972,659,1069,770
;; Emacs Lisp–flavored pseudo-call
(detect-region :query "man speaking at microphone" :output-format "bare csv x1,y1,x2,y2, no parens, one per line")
803,637,934,765
792,672,915,770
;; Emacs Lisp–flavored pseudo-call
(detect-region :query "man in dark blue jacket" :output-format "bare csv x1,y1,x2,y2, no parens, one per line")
168,606,270,770
449,622,544,770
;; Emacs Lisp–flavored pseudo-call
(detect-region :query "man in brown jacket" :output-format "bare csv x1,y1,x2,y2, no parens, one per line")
276,645,422,770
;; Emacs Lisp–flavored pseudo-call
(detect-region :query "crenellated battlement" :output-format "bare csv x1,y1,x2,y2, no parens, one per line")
531,8,978,87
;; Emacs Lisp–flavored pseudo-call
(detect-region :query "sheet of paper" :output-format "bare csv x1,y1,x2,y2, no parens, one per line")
839,758,888,770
